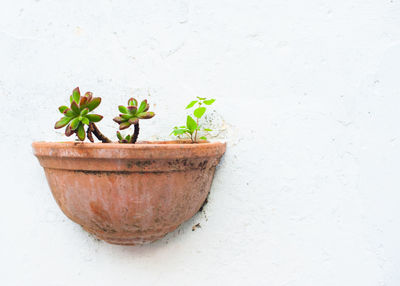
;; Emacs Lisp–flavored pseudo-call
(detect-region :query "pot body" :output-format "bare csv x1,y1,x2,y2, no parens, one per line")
32,141,225,245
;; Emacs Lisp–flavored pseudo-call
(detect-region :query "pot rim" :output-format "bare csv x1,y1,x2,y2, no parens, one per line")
32,140,226,159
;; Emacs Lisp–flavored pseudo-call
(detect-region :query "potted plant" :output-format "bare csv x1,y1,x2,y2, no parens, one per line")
32,87,226,245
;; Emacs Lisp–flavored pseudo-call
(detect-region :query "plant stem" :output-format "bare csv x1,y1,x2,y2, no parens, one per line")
90,123,111,143
194,118,199,142
87,124,94,143
129,123,140,144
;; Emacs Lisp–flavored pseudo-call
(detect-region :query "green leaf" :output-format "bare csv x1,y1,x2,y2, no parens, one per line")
199,136,207,140
81,117,90,125
113,116,124,124
72,87,80,104
87,97,101,111
120,114,132,120
186,115,197,132
203,99,215,105
80,108,89,116
143,102,150,112
119,121,131,130
128,98,137,106
59,106,68,114
118,105,128,114
127,106,137,114
86,114,103,122
69,95,73,104
84,92,93,102
79,96,88,107
194,107,206,118
70,117,80,130
173,128,187,135
116,131,123,140
138,100,148,113
137,112,155,119
77,123,85,141
63,108,75,117
203,128,213,131
186,100,198,109
129,118,139,125
70,101,80,114
65,124,74,136
126,135,131,141
54,117,72,129
197,97,206,100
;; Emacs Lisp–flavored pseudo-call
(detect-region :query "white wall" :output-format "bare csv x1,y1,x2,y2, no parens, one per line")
1,0,400,285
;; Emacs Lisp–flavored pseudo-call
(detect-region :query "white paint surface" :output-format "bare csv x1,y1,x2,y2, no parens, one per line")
1,0,400,285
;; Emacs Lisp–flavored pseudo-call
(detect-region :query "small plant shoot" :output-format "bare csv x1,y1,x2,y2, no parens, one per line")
171,96,215,143
116,131,132,143
113,98,155,143
55,87,110,142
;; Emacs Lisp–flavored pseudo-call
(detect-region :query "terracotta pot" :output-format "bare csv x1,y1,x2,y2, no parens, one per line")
32,141,226,245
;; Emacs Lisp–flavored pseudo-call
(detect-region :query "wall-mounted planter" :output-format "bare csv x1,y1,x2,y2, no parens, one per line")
32,141,225,245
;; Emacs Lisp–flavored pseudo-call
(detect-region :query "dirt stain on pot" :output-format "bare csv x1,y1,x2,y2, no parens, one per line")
74,170,131,176
135,160,154,168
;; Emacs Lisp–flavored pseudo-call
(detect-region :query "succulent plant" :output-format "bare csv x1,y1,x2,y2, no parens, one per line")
55,87,110,142
113,98,155,143
116,131,132,143
55,88,156,144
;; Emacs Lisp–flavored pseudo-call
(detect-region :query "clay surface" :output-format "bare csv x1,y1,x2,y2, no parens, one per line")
32,141,226,245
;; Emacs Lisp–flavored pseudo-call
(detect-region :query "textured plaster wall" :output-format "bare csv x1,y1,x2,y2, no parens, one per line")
1,0,400,285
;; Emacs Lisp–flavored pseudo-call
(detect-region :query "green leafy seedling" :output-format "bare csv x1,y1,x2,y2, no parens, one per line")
171,96,215,142
55,87,109,142
113,97,155,143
